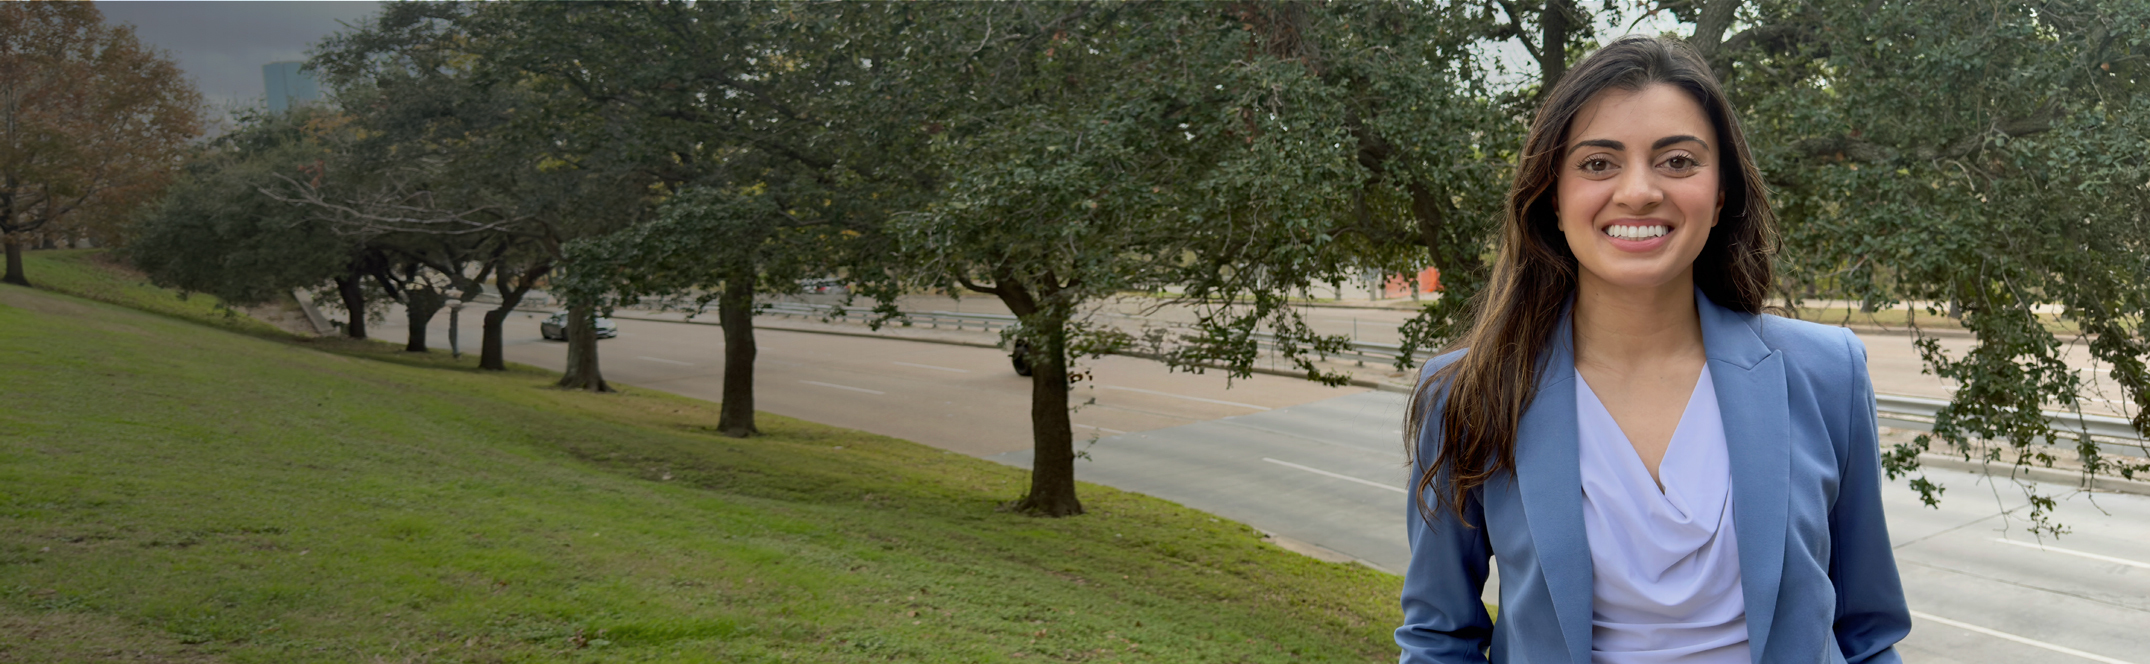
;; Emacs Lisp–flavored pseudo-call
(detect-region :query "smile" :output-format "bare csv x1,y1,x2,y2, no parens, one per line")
1603,224,1670,240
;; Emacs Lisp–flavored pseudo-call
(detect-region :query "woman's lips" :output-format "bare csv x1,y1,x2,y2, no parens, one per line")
1601,222,1672,252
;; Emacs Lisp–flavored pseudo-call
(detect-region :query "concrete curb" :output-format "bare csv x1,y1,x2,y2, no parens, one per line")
1915,453,2150,497
614,312,1430,394
289,289,333,336
609,313,1005,350
1841,323,1973,339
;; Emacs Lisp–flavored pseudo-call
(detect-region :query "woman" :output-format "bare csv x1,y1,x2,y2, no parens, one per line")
1395,36,1910,663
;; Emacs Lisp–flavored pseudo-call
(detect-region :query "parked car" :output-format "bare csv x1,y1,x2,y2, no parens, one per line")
539,312,619,341
798,278,847,295
1003,321,1033,376
1010,339,1033,376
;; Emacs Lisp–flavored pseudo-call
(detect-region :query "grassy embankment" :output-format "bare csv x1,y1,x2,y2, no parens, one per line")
10,249,291,338
0,250,1404,663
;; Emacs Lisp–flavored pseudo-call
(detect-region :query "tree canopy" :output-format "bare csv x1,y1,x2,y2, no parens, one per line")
1722,0,2150,534
112,0,2150,527
0,2,201,286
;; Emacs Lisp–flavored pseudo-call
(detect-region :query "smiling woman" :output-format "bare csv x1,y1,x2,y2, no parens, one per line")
1397,36,1910,663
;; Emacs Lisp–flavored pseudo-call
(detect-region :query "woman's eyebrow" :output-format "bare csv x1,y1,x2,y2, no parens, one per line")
1571,138,1623,153
1653,134,1709,151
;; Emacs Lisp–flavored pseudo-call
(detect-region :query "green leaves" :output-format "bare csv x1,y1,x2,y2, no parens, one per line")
560,185,797,315
1740,0,2150,531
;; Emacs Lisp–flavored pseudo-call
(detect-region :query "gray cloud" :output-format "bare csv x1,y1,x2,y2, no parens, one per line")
95,1,383,125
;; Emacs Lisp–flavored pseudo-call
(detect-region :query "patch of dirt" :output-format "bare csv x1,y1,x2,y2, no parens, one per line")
0,286,121,322
241,294,324,337
80,250,152,280
0,608,226,663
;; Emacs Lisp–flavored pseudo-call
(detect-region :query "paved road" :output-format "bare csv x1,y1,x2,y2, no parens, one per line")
836,293,2140,419
379,309,2148,663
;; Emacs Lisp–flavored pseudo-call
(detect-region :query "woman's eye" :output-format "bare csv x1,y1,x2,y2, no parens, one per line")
1579,158,1614,173
1662,155,1700,171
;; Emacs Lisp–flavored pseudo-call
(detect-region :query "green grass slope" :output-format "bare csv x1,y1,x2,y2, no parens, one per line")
0,283,1403,663
14,249,289,337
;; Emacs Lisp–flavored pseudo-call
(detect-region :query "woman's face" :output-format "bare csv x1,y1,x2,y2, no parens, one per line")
1555,83,1724,294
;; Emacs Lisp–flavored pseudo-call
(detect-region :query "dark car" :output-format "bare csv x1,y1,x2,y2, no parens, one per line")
539,312,619,341
1010,339,1033,376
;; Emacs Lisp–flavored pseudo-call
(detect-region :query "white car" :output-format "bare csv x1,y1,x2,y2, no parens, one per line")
539,312,619,341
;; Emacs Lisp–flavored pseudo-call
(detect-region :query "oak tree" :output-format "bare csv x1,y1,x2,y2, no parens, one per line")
0,3,201,286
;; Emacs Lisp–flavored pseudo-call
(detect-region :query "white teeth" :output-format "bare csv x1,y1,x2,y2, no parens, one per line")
1606,225,1668,239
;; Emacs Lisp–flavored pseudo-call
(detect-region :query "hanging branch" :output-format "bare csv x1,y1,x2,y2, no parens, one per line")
260,170,527,238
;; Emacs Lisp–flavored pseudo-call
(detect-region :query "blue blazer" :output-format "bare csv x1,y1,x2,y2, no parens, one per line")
1396,290,1911,663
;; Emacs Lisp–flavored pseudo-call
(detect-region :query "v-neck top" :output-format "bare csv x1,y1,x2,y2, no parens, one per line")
1577,365,1751,664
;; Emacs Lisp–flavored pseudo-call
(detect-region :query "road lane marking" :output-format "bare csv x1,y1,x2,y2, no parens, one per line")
892,361,969,373
1075,424,1127,435
1909,610,2137,664
1262,458,1404,493
1993,538,2150,569
637,356,694,366
800,381,885,395
1101,385,1271,411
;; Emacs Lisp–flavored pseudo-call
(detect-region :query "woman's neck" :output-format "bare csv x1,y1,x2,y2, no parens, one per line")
1571,269,1706,373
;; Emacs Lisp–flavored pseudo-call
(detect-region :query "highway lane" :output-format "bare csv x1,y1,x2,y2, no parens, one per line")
379,309,2147,662
860,294,2140,418
381,307,1369,456
998,389,2150,663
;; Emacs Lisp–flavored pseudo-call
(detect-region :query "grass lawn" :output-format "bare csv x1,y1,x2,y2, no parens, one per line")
0,273,1404,662
11,249,290,338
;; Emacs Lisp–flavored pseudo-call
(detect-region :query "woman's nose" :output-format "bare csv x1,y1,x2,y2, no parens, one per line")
1613,163,1664,212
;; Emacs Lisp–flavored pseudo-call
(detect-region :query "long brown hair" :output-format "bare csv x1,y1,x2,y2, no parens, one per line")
1406,35,1777,520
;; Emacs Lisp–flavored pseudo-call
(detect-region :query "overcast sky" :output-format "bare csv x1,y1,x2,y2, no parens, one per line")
96,1,383,129
91,1,1684,130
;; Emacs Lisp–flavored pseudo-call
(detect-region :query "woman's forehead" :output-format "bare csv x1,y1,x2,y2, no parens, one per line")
1566,84,1714,152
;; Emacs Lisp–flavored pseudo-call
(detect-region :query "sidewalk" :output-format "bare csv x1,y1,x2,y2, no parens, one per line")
617,305,1431,392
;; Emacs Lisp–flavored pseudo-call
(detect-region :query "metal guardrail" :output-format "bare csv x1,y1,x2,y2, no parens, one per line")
1874,394,2142,443
756,301,2143,443
1248,331,1410,366
761,302,1020,333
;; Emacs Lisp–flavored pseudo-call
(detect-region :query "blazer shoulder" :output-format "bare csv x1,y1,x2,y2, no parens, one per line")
1414,347,1470,391
1419,348,1469,378
1754,313,1866,381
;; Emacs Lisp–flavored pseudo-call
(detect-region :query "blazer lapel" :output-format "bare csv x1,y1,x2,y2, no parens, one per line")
1513,310,1594,664
1696,289,1790,661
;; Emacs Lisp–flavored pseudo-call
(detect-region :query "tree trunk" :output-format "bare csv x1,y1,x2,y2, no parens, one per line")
715,269,758,437
479,264,545,371
2,235,27,287
479,286,527,372
557,299,612,392
1539,0,1574,94
1408,182,1458,278
480,307,510,370
335,274,368,339
404,285,447,352
996,280,1083,517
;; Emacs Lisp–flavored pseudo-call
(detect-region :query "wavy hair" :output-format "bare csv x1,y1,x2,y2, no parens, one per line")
1406,35,1777,520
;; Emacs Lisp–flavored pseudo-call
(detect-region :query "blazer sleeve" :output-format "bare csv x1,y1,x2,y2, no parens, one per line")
1830,328,1913,662
1395,407,1495,662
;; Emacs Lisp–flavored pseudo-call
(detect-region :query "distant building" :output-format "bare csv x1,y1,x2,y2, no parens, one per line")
262,61,321,113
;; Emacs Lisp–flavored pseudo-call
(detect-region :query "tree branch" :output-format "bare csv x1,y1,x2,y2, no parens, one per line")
1489,0,1541,64
955,272,1002,297
261,172,527,238
1797,101,2062,164
1686,0,1744,62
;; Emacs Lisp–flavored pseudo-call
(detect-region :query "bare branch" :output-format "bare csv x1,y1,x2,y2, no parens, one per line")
1489,0,1541,64
260,171,527,238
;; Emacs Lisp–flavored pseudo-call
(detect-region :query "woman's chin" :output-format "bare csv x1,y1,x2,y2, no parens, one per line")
1578,264,1696,295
